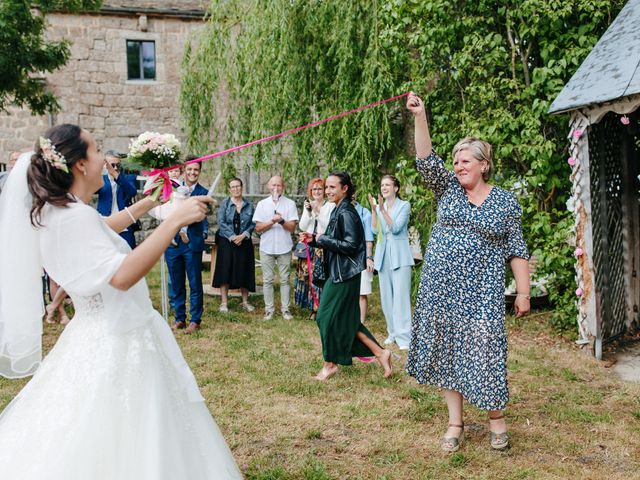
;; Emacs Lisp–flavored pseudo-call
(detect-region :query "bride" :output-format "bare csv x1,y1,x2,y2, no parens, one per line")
0,124,242,479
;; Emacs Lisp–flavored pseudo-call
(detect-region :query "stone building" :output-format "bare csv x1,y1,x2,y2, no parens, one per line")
0,1,207,167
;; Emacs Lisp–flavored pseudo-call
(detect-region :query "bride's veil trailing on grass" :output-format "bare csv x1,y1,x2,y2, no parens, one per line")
0,152,43,378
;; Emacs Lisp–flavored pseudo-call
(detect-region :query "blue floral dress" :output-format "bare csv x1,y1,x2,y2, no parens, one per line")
406,150,529,411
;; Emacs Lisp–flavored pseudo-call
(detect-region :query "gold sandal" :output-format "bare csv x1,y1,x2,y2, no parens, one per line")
441,423,464,452
489,414,509,450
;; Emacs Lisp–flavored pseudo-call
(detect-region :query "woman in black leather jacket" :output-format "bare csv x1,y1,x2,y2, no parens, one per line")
302,172,392,381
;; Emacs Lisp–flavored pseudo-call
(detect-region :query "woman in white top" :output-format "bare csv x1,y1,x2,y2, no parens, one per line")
295,177,335,314
0,124,242,479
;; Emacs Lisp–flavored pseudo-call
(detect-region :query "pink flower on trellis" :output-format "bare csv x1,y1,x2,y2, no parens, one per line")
575,287,583,297
574,247,583,257
621,115,630,125
568,156,576,166
572,129,583,139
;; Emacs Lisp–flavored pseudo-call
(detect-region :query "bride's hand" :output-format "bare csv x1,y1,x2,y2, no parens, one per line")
169,196,213,228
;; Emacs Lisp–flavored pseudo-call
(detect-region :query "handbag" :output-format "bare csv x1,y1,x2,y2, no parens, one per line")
293,242,308,259
312,258,326,287
295,219,318,259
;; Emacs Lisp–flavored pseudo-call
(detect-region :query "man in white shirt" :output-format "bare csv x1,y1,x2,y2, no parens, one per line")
253,175,299,320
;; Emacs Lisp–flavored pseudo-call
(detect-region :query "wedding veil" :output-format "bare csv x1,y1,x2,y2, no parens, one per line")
0,152,43,378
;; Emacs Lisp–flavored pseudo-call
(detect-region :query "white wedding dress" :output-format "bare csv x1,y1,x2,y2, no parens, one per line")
0,201,242,479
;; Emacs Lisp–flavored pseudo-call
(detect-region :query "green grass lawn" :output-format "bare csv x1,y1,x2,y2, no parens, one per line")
1,263,639,479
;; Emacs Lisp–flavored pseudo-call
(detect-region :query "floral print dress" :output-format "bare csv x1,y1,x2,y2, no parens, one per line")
406,150,529,411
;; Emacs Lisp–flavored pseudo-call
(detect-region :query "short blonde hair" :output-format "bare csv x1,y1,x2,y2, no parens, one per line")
452,136,494,181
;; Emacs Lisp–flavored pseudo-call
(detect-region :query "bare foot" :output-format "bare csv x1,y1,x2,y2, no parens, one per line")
378,349,392,378
44,304,57,324
314,365,338,381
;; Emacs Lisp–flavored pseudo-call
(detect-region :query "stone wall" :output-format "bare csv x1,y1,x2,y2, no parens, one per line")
0,10,205,162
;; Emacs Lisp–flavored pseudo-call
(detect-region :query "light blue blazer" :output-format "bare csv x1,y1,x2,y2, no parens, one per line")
373,198,415,271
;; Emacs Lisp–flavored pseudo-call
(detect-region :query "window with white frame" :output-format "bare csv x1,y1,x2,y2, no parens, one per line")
126,40,156,80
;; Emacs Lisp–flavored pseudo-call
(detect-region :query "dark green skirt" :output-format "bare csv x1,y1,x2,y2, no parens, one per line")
316,273,380,365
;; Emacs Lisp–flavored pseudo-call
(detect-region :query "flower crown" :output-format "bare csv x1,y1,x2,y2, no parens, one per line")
39,137,69,173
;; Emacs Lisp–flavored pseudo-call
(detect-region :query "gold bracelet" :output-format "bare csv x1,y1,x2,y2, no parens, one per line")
124,206,136,224
516,293,530,300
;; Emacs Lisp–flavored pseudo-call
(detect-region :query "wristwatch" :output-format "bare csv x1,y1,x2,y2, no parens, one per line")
278,218,285,225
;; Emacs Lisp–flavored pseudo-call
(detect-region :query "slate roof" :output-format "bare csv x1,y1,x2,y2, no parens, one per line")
549,0,640,113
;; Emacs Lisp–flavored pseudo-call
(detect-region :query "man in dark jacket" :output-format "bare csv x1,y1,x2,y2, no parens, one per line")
96,150,138,249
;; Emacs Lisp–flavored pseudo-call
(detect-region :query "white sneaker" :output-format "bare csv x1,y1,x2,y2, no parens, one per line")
282,311,293,321
242,302,255,312
263,311,274,320
219,303,228,312
383,337,394,345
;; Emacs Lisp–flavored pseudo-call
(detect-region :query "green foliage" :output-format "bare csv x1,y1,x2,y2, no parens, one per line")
387,0,625,329
180,0,626,331
0,0,102,115
180,0,405,198
524,206,577,331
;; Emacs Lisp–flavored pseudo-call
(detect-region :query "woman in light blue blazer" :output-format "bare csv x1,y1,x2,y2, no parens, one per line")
369,175,414,349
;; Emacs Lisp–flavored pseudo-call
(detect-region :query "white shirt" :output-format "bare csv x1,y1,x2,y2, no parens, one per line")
299,201,335,234
109,176,118,216
252,195,299,255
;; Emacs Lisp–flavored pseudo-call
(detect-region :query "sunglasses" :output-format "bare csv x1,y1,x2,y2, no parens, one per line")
110,163,121,170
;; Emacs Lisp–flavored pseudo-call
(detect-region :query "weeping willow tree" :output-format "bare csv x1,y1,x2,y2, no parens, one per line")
179,0,406,195
180,0,625,329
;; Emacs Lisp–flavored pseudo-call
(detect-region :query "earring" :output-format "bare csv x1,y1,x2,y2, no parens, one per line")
83,170,87,176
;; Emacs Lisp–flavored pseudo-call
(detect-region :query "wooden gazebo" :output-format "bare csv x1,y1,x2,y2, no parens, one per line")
549,0,640,358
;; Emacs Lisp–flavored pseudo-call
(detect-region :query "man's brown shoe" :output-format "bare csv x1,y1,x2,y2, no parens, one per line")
184,322,201,334
172,321,186,331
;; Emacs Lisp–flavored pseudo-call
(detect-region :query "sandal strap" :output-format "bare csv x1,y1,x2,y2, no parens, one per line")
448,423,464,428
489,414,505,420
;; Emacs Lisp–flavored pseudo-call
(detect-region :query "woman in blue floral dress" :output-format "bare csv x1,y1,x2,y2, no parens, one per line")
405,93,531,452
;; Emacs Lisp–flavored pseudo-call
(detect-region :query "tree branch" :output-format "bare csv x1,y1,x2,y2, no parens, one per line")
521,40,534,88
505,15,520,94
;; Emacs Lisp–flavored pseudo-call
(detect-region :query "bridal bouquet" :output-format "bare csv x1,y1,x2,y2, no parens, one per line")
127,132,181,201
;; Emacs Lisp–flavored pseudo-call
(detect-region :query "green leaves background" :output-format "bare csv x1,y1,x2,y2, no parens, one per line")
180,0,626,331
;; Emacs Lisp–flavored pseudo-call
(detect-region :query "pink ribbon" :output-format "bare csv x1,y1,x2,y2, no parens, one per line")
303,239,319,310
185,92,411,167
140,92,410,199
142,169,174,202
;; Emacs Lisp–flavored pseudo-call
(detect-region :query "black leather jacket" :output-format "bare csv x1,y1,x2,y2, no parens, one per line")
314,200,366,283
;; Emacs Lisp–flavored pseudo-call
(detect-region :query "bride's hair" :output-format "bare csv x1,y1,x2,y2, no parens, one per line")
27,124,89,226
